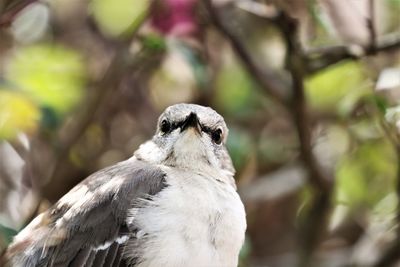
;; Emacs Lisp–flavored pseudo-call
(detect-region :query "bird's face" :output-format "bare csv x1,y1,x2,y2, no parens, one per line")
135,104,235,177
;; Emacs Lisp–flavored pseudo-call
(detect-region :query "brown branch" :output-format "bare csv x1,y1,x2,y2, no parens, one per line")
277,12,333,267
281,18,331,192
305,32,400,74
368,0,377,51
203,0,291,105
233,0,400,75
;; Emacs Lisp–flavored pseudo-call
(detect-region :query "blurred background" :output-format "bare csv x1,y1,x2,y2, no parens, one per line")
0,0,400,266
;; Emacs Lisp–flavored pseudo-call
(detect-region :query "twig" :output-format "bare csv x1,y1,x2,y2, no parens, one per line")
234,0,400,75
368,0,377,52
203,0,291,105
305,32,400,74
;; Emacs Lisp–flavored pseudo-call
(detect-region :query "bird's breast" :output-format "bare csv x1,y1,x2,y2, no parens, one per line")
128,168,246,267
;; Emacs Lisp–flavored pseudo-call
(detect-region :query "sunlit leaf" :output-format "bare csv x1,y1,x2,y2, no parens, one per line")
6,44,86,114
335,139,397,209
0,90,40,140
305,61,371,115
90,0,149,37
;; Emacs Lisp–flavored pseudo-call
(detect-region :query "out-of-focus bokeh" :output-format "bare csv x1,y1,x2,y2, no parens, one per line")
0,0,400,266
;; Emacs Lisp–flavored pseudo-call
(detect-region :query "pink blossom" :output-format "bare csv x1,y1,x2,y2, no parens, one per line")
151,0,198,37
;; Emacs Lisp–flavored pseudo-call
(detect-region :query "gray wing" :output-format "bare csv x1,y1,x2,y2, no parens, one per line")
2,159,166,267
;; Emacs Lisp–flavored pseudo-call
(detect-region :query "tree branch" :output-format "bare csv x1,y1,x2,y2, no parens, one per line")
305,32,400,74
203,0,291,105
277,12,333,267
367,0,377,51
233,0,400,75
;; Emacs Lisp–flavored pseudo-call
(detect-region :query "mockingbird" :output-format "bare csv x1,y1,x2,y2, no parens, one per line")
2,103,247,267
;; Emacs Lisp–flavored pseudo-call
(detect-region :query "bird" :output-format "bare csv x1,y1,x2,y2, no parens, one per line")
2,103,247,267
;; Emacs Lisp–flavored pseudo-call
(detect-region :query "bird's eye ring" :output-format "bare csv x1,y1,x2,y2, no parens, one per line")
160,119,171,134
211,128,223,145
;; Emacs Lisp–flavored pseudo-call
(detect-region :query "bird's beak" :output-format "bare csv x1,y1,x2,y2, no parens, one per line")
181,112,201,134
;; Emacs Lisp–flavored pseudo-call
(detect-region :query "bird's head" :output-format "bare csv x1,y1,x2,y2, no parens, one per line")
135,104,235,178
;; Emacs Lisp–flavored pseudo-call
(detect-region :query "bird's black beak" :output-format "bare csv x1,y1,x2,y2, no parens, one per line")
181,112,201,133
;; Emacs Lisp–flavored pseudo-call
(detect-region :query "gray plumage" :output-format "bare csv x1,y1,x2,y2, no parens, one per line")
2,103,246,267
3,160,166,267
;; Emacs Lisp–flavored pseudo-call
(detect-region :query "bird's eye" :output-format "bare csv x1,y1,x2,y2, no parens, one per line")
160,119,171,134
211,128,223,145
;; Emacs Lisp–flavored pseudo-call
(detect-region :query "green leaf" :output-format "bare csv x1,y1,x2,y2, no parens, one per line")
142,34,167,51
90,0,149,37
6,44,86,114
305,61,371,115
335,139,397,209
387,0,400,5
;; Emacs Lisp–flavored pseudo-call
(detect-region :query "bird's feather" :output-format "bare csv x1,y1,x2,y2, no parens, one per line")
2,158,166,267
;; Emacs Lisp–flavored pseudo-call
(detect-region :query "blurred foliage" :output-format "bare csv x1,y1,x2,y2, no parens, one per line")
6,44,86,115
335,139,397,209
0,224,17,248
305,61,371,116
0,0,400,266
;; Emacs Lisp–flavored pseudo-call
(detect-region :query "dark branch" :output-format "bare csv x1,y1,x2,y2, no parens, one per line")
305,32,400,74
203,0,291,105
278,12,332,194
277,12,333,267
367,0,377,51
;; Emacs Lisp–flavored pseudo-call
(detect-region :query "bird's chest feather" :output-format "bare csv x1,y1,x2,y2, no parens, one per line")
129,169,246,267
